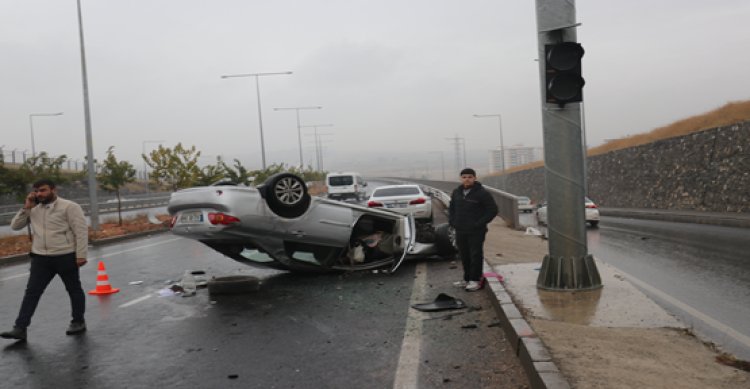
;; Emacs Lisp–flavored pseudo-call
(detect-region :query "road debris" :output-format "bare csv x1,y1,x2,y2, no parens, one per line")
411,293,466,312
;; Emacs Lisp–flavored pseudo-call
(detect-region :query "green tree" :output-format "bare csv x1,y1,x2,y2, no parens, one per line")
219,158,255,185
0,152,76,201
142,143,201,191
195,156,227,186
249,163,326,185
98,146,136,225
0,155,26,200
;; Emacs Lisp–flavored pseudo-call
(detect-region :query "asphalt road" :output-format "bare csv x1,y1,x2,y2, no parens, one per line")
0,197,529,388
521,211,750,360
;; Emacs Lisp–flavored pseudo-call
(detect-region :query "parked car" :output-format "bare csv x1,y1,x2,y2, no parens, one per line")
168,173,456,273
326,172,367,201
366,184,433,221
536,197,600,227
517,196,534,213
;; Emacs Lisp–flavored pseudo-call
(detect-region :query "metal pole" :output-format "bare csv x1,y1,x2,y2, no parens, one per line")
581,101,588,196
274,106,321,169
77,0,99,231
474,114,506,188
221,72,292,169
253,75,267,169
29,116,35,157
440,152,445,180
295,109,303,168
498,116,506,189
461,138,467,168
535,0,600,290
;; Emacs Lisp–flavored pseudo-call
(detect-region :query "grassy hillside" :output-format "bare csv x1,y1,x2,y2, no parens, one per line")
498,99,750,175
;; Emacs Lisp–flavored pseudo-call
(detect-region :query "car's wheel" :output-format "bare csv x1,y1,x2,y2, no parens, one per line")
262,173,311,218
589,220,599,228
207,275,260,295
434,223,457,256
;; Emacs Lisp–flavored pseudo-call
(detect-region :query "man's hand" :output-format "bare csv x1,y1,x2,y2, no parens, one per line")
76,258,88,267
24,192,37,209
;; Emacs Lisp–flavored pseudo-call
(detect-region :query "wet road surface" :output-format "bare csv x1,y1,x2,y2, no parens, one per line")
1,215,528,388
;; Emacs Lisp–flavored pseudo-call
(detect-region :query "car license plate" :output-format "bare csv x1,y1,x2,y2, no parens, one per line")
179,211,203,224
386,203,407,208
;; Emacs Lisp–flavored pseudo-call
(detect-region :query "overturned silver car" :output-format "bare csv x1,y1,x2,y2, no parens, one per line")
167,173,456,273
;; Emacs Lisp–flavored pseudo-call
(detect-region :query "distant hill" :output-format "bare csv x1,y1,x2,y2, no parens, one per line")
499,99,750,175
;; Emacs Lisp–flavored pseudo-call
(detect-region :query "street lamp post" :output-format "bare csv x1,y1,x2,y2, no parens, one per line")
273,106,322,168
142,140,165,193
301,124,333,171
29,112,63,157
474,114,506,188
76,0,100,231
221,71,292,169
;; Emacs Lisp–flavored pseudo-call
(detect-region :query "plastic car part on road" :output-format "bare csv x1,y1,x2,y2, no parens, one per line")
207,275,261,295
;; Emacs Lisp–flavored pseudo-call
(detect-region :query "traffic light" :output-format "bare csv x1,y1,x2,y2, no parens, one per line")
545,42,585,106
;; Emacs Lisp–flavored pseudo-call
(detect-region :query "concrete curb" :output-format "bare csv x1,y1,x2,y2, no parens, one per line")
482,262,571,389
0,227,169,266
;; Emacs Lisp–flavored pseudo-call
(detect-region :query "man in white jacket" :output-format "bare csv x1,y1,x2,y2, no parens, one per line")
1,179,88,341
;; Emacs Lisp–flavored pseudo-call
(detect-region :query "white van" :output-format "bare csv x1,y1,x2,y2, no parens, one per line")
326,172,367,201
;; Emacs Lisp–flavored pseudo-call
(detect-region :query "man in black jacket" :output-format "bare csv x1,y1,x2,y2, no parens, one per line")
448,168,498,291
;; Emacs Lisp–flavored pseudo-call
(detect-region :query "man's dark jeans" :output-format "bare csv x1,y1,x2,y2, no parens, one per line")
455,231,487,282
15,252,86,329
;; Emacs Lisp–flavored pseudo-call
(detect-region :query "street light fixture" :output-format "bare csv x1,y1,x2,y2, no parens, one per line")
221,71,292,169
474,114,506,188
29,112,63,157
273,106,323,168
301,124,333,171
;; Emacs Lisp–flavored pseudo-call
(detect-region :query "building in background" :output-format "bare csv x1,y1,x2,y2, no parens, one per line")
488,145,543,173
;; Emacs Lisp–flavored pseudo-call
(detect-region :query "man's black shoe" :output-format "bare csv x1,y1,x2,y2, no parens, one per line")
0,327,27,341
65,321,86,335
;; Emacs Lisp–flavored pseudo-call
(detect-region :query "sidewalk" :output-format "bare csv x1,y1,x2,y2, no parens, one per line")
481,218,749,389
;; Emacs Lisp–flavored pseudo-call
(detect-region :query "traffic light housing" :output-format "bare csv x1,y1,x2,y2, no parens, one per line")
545,42,585,106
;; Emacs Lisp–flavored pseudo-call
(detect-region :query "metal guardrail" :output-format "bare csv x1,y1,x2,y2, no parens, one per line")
0,195,171,225
379,178,521,230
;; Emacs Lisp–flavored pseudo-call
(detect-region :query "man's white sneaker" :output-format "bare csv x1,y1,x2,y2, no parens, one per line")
453,280,468,288
465,281,482,291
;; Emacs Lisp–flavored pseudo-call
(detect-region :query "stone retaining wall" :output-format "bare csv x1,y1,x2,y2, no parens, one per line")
483,121,750,213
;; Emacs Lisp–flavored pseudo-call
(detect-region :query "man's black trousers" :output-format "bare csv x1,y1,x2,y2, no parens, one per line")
455,231,486,282
15,252,86,329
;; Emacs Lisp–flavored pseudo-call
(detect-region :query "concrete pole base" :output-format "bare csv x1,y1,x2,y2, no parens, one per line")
537,254,602,291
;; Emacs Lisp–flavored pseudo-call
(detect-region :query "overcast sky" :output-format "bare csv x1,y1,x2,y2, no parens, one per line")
1,0,749,177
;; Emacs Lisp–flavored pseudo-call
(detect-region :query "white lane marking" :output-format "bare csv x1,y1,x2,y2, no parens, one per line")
615,265,750,350
1,272,30,282
94,237,181,259
393,262,428,389
118,294,152,308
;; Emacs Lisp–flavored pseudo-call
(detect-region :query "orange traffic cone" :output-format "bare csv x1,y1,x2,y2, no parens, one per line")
88,261,120,295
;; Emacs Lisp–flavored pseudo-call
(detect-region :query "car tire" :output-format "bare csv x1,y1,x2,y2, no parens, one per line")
262,173,311,218
207,275,260,295
434,223,458,256
589,220,599,228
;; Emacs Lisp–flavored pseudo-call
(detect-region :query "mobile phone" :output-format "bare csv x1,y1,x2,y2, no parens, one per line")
34,196,40,205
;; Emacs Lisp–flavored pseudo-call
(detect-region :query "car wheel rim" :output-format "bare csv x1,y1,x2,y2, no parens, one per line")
275,177,304,205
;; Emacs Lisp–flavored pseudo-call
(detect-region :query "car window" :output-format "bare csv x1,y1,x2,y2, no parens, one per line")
373,187,421,197
328,176,354,186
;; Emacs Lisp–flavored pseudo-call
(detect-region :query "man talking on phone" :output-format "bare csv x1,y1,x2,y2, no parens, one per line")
1,179,88,341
